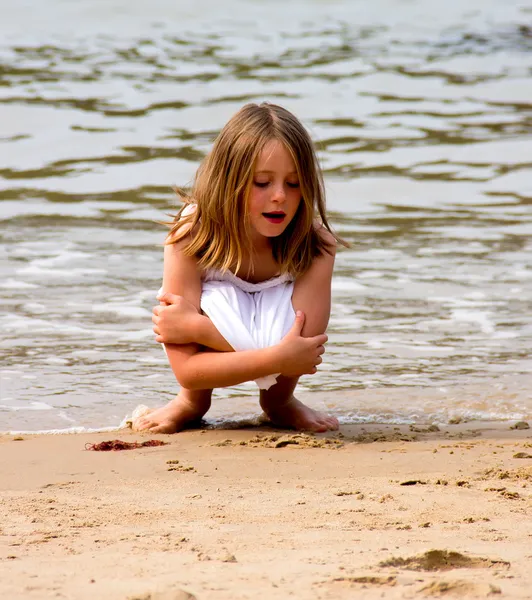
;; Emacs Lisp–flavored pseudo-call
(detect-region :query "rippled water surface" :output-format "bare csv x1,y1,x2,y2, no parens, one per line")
1,0,531,432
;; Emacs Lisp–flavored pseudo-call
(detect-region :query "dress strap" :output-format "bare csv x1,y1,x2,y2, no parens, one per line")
203,268,293,293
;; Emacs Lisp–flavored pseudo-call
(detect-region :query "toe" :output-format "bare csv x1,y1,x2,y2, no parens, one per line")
131,419,144,432
328,417,339,431
317,414,335,432
312,420,329,433
146,424,170,434
133,417,155,432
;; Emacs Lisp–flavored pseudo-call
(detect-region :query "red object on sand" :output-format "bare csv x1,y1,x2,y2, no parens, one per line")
85,439,167,451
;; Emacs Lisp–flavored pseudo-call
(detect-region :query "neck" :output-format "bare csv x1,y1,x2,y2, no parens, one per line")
249,230,273,254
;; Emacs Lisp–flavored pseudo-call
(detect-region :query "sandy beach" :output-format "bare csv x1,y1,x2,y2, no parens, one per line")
1,420,532,599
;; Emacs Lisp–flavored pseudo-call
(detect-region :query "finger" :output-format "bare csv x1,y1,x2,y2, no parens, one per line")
315,356,323,365
288,311,305,336
156,292,178,304
152,305,161,316
152,325,160,335
155,335,163,343
151,314,159,325
317,345,325,356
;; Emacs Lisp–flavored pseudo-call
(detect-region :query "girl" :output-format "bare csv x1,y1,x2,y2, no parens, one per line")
133,102,342,434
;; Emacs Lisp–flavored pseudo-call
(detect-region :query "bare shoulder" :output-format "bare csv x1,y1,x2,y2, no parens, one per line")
162,232,202,305
163,230,201,278
164,231,195,260
167,208,197,242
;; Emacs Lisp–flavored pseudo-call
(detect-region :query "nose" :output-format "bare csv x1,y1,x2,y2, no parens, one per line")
271,183,286,203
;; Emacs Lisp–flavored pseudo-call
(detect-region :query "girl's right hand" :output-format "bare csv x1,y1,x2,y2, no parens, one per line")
152,292,200,344
276,311,327,377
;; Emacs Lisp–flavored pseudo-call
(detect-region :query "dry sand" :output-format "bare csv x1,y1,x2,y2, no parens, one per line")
1,420,532,599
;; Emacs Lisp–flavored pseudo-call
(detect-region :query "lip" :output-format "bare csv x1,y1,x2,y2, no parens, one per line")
262,211,286,223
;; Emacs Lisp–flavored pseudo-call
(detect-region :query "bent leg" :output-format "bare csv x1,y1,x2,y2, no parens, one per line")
259,375,338,433
133,388,212,434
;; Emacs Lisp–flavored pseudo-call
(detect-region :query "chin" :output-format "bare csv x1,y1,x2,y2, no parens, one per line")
265,227,288,238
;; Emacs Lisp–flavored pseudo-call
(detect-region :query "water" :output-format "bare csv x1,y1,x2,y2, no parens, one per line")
1,0,531,433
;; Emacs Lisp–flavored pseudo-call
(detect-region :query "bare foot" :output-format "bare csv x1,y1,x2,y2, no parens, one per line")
261,396,339,433
132,393,211,434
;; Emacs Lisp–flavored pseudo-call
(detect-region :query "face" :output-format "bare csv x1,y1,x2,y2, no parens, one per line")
247,139,301,245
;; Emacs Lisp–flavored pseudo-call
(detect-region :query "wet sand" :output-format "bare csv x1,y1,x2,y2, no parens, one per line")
1,421,531,599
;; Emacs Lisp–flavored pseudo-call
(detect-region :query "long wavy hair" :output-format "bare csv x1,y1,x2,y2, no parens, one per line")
166,102,340,276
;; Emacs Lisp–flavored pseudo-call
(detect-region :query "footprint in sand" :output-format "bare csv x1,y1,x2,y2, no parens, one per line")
418,580,501,597
477,466,532,482
327,575,397,587
378,549,510,572
214,433,344,449
128,589,196,600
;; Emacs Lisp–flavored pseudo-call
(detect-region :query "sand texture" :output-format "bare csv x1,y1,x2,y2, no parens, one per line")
1,421,532,599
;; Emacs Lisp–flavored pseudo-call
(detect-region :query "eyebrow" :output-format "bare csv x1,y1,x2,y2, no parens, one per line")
255,170,298,175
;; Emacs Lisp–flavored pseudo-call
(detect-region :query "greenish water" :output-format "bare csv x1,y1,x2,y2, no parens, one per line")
1,0,531,432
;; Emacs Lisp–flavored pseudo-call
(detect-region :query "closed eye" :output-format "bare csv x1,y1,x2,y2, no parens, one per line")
253,181,299,189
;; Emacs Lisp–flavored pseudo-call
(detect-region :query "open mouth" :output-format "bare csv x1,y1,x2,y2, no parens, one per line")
262,212,286,223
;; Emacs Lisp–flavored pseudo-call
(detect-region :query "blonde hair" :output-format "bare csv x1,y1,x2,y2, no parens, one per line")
166,102,340,276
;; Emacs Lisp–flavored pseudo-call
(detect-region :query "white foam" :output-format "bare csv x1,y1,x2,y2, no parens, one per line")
332,278,367,292
70,350,100,358
417,243,490,255
358,271,385,279
91,304,152,318
119,208,165,220
136,356,164,364
0,401,53,411
43,357,70,365
402,344,456,353
0,200,101,220
18,265,107,277
29,251,92,268
4,425,121,435
492,331,518,339
0,278,39,289
428,296,502,309
329,316,366,329
23,303,47,314
0,315,117,337
450,309,495,334
464,291,486,300
120,329,153,341
58,411,76,423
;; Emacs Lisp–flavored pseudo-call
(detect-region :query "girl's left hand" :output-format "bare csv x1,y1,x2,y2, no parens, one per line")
152,292,199,344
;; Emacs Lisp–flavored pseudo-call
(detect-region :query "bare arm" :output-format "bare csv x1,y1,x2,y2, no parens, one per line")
154,294,233,351
291,227,336,337
160,240,325,390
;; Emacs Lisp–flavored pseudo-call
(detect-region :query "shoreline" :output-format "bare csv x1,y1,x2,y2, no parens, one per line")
1,416,531,438
1,421,531,599
3,377,531,436
2,410,531,437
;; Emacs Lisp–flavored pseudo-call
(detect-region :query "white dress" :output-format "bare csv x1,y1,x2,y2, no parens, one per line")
201,268,296,389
